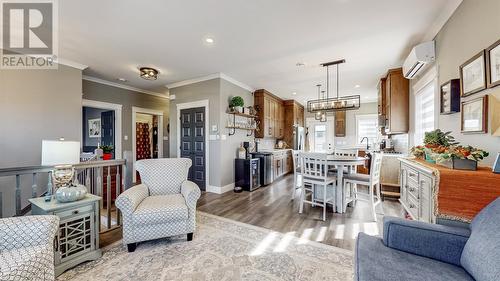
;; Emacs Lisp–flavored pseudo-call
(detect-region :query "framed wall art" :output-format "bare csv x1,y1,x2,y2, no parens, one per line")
88,118,101,138
461,95,488,134
486,39,500,88
440,79,460,114
460,50,486,97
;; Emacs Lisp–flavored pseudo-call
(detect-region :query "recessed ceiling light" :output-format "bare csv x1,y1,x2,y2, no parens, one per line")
205,37,214,44
296,62,305,67
117,78,127,82
292,92,297,95
354,85,361,88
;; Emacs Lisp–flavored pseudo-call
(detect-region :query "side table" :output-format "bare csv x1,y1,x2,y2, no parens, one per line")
29,194,102,276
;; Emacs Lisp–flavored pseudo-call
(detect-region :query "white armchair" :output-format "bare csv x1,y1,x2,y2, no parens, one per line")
0,215,59,281
115,158,201,252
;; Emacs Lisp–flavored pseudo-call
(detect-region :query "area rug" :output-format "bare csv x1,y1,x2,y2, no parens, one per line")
58,212,353,281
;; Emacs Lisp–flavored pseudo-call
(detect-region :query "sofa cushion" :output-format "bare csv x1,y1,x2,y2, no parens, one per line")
133,194,188,226
461,197,500,281
355,233,474,281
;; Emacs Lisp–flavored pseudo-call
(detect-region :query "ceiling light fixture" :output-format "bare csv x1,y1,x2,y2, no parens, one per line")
292,92,297,95
355,84,361,88
296,62,305,67
117,78,127,82
139,67,159,80
307,59,360,114
314,84,323,121
205,37,214,44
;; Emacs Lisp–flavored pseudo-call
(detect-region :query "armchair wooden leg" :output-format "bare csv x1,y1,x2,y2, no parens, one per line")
127,243,137,252
187,233,193,241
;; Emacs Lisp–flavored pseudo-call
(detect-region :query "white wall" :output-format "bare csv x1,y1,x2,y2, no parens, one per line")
410,0,500,166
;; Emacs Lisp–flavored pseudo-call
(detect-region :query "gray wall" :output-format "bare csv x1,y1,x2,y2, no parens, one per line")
0,65,83,168
0,64,83,216
410,0,500,165
82,80,170,157
169,78,253,188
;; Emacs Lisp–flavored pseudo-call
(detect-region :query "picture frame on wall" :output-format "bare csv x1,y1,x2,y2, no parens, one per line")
440,79,460,114
461,95,488,134
88,118,101,138
486,39,500,88
460,50,486,97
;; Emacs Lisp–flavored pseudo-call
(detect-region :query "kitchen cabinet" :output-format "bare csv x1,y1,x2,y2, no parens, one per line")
254,89,285,139
383,68,409,134
335,111,346,137
272,150,292,179
283,100,305,147
377,78,386,115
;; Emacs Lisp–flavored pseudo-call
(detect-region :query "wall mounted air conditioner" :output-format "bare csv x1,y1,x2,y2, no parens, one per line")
403,41,435,79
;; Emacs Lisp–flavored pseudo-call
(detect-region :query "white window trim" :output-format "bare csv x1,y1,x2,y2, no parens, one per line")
355,114,378,145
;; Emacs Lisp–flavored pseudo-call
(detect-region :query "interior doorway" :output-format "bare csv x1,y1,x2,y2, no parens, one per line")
82,99,123,160
306,117,335,153
132,107,164,183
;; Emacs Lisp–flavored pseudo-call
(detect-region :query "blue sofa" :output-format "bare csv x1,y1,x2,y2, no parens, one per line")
355,197,500,281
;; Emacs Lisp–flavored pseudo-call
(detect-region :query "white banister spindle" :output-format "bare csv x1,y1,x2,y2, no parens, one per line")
15,175,21,216
31,173,37,198
115,165,121,226
85,168,91,191
106,166,112,229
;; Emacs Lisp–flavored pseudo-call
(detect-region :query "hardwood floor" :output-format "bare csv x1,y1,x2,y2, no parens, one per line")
198,174,403,251
99,173,404,251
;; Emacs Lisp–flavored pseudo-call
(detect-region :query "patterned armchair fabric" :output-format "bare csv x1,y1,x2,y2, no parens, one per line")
0,215,59,281
116,158,201,247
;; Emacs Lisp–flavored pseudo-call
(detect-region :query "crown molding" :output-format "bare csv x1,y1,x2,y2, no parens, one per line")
83,75,169,99
55,58,88,70
423,0,462,41
166,72,254,92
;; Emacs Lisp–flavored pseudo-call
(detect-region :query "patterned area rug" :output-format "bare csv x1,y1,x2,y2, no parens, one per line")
58,212,353,281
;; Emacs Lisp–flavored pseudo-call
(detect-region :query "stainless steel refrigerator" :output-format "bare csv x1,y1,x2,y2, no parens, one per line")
293,126,305,151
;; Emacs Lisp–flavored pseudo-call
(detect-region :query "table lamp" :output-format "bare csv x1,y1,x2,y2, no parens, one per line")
42,139,87,202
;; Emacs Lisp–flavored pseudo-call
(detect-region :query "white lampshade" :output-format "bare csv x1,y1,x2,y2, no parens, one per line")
41,140,81,166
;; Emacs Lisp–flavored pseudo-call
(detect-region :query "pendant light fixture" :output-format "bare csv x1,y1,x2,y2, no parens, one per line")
314,84,323,120
320,90,327,122
307,59,360,114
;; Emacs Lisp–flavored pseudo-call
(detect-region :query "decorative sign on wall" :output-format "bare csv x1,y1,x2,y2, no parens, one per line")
88,118,101,138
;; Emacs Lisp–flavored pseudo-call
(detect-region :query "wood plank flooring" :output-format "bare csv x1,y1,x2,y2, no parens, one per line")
198,174,403,251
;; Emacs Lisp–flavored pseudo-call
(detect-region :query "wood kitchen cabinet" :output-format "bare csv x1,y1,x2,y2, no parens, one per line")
377,78,386,116
335,110,346,137
254,89,285,139
382,68,409,134
283,100,305,147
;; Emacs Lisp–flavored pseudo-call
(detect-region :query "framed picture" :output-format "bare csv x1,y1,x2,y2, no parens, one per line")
460,50,486,97
440,79,460,114
486,39,500,88
461,96,488,134
88,118,101,138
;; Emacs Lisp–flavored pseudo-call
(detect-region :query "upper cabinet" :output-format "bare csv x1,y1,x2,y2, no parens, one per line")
379,68,409,134
254,89,304,140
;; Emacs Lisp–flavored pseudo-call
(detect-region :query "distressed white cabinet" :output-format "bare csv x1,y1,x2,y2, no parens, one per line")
399,159,436,223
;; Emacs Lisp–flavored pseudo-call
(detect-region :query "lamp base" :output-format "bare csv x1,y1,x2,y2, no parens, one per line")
55,184,87,203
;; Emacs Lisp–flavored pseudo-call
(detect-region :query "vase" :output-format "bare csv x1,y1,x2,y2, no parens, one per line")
234,106,243,113
424,149,436,164
103,153,112,160
55,184,87,203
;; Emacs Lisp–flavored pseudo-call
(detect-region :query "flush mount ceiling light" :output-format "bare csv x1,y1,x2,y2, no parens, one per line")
117,78,127,82
296,62,306,67
355,84,361,88
292,92,297,95
139,67,159,80
307,59,360,114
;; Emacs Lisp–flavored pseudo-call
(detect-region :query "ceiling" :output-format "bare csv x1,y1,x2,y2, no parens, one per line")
59,0,462,102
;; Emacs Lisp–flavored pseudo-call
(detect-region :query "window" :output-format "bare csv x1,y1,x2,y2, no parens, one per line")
414,81,435,145
356,114,378,145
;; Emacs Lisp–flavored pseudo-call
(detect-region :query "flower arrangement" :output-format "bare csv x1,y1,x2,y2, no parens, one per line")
410,129,488,170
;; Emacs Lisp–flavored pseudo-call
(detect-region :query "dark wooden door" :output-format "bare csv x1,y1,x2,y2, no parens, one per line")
101,110,115,158
180,107,206,190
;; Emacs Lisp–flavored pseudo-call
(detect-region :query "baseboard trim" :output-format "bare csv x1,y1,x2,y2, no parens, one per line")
206,183,234,194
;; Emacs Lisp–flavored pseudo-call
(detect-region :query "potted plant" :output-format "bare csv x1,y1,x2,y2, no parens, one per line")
422,129,458,163
99,145,114,160
435,145,489,170
230,96,244,113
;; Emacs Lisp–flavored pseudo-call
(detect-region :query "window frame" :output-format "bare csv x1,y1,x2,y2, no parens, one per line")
355,114,379,145
412,67,439,146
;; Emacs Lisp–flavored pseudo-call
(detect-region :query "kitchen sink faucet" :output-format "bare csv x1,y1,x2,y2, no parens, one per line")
361,137,369,150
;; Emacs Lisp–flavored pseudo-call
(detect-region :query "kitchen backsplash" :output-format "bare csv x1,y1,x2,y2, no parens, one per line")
256,138,276,151
391,134,409,153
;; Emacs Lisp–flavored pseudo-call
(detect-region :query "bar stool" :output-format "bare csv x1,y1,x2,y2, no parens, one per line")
299,152,336,221
343,153,383,221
